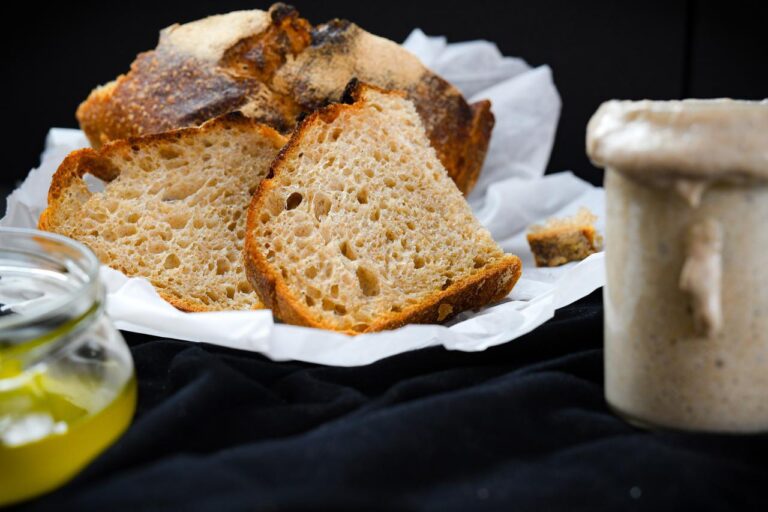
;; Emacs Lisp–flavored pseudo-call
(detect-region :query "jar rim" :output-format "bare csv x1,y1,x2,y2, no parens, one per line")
0,227,101,339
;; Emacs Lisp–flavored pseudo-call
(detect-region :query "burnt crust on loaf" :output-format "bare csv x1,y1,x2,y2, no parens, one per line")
77,3,493,194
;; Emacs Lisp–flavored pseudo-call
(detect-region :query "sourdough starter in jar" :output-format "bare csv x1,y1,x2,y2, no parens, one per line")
587,99,768,432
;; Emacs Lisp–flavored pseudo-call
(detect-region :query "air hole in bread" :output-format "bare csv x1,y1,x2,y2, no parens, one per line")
167,212,190,229
238,282,250,294
384,177,395,188
149,241,166,254
352,323,369,333
259,212,271,224
163,182,199,202
83,173,107,194
307,285,322,299
441,278,453,290
294,224,311,237
356,189,368,204
339,241,356,260
305,266,318,279
286,192,303,210
331,128,342,141
334,304,347,315
305,295,315,307
216,258,230,275
86,210,108,223
385,230,396,242
330,284,339,298
390,305,402,313
322,298,335,311
406,221,415,230
158,146,181,160
356,266,380,297
117,225,137,237
364,168,374,178
473,256,486,269
413,255,425,269
164,254,180,269
313,194,331,220
370,208,380,222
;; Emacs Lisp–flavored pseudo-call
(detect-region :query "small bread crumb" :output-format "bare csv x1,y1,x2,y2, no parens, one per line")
527,207,603,267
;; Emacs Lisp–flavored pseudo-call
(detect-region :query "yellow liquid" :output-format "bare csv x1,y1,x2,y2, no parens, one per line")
0,375,137,506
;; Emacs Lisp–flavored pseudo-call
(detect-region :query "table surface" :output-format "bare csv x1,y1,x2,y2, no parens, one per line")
13,290,768,512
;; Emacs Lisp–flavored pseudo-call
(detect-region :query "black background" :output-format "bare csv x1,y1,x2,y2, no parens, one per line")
1,0,767,208
4,3,768,510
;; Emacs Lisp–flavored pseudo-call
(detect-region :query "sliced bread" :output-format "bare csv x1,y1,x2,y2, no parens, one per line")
40,113,286,311
244,82,521,333
76,4,492,195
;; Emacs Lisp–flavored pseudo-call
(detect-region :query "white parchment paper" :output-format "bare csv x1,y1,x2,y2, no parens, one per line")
1,30,605,366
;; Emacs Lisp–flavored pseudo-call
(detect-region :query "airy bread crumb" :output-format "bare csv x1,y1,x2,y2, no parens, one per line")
40,113,286,311
244,81,521,334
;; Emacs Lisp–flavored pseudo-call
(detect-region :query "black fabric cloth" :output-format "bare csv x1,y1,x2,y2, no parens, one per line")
14,291,768,511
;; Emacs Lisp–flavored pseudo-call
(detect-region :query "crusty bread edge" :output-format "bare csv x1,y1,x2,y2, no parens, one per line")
244,81,522,334
41,111,287,313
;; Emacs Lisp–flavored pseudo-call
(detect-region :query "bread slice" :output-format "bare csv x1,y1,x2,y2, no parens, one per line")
526,207,603,267
273,18,494,194
244,82,521,333
40,113,286,312
75,3,492,195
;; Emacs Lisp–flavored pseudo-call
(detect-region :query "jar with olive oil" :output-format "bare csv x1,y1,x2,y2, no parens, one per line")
0,227,136,506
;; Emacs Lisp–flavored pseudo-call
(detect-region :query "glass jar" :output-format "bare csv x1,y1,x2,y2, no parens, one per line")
588,99,768,433
0,227,136,506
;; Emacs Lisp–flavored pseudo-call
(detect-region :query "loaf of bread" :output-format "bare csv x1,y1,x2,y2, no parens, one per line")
76,3,493,195
244,81,521,333
40,113,286,311
526,207,603,267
